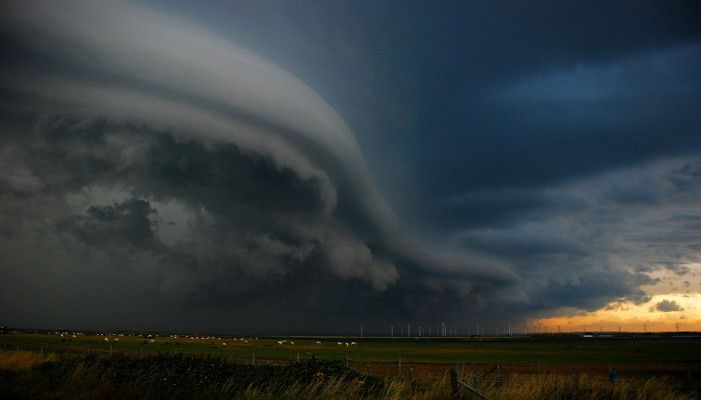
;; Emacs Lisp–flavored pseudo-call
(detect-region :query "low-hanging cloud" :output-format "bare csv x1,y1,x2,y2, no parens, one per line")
0,0,518,332
0,0,698,333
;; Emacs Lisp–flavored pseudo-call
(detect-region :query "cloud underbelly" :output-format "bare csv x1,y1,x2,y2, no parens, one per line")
0,0,526,321
0,0,407,292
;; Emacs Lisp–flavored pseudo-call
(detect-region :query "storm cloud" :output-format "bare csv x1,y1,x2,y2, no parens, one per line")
0,0,699,333
651,300,684,313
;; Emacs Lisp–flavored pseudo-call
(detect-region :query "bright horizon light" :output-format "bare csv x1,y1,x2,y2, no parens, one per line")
534,293,701,333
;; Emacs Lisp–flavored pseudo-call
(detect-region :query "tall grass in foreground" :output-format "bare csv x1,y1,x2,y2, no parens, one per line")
234,372,694,400
463,372,693,400
0,351,57,370
0,351,695,399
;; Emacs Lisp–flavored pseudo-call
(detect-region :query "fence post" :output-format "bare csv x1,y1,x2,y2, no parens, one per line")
450,366,459,400
496,360,501,386
608,365,619,383
398,357,402,375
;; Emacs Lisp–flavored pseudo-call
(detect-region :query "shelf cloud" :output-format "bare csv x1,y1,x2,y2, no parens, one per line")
0,0,699,333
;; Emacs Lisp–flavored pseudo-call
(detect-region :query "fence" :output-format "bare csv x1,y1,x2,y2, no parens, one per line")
452,365,493,399
2,339,696,391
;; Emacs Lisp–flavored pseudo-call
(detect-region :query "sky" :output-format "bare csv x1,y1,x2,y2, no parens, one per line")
0,0,699,334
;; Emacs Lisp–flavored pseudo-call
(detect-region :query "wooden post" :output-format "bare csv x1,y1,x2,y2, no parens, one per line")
496,360,501,386
450,366,459,400
109,344,112,356
398,357,402,375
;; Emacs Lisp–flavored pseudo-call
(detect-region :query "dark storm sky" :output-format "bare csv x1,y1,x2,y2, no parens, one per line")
0,0,699,334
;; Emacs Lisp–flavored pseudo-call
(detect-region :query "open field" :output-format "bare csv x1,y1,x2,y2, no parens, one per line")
2,332,700,381
0,350,697,400
3,332,701,364
2,332,700,398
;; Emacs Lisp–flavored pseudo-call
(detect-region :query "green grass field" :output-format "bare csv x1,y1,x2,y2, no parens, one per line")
3,332,700,366
2,333,700,399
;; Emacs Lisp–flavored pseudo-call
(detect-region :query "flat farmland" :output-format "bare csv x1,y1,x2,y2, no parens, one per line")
2,333,700,399
3,332,700,369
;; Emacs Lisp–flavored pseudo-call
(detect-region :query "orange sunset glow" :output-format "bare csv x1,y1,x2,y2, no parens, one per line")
535,265,701,333
535,293,701,333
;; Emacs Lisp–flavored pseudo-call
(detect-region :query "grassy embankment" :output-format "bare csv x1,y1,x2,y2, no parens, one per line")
0,351,696,400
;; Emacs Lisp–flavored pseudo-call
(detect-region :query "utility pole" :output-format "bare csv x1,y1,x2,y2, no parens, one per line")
391,325,393,337
361,324,363,337
407,324,411,337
